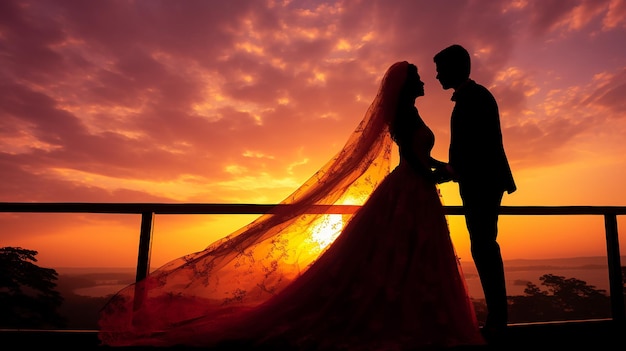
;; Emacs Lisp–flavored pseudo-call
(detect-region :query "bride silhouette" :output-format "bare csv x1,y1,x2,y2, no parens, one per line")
98,61,485,350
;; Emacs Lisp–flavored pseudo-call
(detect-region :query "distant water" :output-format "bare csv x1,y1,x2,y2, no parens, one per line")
56,256,625,299
56,267,135,297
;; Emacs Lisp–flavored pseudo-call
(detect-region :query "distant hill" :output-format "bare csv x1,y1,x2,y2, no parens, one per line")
460,256,625,298
460,255,626,271
53,256,625,299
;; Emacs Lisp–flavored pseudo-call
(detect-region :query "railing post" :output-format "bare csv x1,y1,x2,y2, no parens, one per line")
136,212,154,282
604,213,625,322
133,212,154,312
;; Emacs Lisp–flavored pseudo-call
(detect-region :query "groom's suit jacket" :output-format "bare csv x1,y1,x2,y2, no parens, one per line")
449,79,516,194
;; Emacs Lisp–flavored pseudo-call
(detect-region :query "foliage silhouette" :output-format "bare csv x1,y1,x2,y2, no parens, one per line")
507,273,612,323
0,246,66,328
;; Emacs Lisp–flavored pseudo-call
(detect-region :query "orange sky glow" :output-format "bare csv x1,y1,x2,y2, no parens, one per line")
1,0,626,269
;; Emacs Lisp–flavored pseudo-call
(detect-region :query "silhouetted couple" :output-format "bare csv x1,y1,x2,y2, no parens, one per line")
99,45,515,350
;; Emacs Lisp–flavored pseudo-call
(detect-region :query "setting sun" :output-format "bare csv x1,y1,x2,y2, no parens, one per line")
307,214,343,253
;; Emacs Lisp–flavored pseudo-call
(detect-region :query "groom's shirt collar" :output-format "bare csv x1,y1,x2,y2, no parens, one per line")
451,79,473,101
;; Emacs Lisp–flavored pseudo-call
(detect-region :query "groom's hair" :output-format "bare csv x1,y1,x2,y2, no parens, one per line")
434,44,471,79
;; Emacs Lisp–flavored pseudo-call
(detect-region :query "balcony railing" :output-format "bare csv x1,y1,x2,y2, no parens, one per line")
1,202,625,323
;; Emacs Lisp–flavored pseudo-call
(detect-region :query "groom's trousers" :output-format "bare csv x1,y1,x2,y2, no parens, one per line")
459,184,507,329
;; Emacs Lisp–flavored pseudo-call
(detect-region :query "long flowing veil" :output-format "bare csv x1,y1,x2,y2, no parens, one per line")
99,62,410,345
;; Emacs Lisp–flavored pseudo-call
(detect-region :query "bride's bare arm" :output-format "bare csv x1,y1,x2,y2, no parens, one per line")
398,136,436,182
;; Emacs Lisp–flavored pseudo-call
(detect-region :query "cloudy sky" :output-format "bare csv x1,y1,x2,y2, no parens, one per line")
2,0,626,267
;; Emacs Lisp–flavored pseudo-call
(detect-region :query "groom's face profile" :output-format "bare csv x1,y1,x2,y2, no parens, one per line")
435,63,454,90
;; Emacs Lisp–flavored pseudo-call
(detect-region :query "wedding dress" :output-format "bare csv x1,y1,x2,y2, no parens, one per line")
98,62,485,350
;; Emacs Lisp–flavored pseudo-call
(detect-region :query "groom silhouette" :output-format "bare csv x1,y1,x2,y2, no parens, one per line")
433,44,516,340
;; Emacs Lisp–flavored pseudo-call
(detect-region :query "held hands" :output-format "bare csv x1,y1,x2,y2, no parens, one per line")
431,163,456,184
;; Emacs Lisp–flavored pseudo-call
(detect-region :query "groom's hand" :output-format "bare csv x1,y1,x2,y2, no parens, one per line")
432,165,452,184
432,163,458,184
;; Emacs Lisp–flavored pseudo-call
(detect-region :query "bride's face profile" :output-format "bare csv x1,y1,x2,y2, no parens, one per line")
405,64,425,99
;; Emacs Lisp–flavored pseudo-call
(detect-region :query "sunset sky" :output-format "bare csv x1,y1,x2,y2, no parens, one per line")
2,0,626,268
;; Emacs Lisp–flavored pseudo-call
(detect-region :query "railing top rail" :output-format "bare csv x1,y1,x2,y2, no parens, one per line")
1,202,626,215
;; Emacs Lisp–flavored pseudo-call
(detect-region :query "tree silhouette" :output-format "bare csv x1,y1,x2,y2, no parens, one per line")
0,246,65,328
508,273,611,323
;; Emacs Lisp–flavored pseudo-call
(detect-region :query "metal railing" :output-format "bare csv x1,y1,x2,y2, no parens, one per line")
1,202,625,322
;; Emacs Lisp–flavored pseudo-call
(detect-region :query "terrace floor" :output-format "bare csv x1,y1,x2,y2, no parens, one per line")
2,320,625,351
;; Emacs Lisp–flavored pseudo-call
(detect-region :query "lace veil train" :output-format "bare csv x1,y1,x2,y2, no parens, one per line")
98,62,411,345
